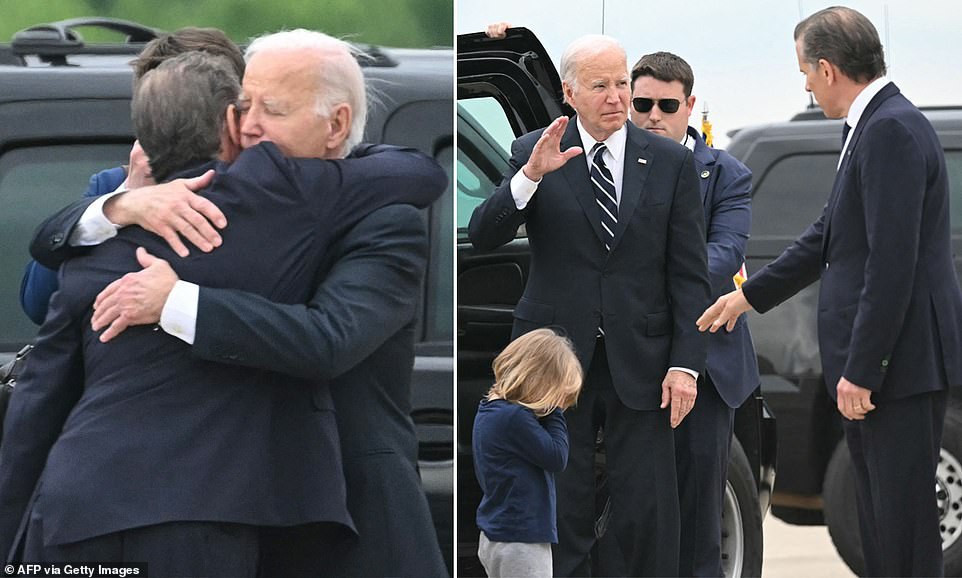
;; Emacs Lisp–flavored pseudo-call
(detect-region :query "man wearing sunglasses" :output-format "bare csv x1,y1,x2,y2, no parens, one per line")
630,52,759,577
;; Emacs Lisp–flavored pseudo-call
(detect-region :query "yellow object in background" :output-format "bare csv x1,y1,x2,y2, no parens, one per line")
733,262,748,288
701,103,713,147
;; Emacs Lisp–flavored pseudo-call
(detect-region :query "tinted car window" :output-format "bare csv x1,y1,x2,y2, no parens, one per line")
428,144,455,341
0,143,131,350
751,153,837,237
456,98,512,230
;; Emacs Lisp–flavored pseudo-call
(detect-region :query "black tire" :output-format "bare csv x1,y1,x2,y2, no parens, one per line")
823,442,865,576
939,402,962,576
723,437,764,578
824,402,962,577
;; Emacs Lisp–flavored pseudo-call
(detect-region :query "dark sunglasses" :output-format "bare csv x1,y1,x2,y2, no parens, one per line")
632,97,681,114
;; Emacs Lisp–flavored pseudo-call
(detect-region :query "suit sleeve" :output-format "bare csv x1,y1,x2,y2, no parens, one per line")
706,154,752,298
0,275,85,557
844,118,927,389
467,135,536,251
666,150,711,371
190,204,427,380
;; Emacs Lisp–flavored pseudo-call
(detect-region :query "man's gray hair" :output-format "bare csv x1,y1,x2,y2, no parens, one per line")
132,52,240,181
559,34,626,87
246,29,367,155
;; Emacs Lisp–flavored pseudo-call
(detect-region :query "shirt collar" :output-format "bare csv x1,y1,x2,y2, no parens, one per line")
845,76,890,132
576,116,627,161
681,128,696,152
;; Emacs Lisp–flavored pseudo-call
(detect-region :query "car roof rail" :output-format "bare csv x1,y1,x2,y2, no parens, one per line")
10,17,160,65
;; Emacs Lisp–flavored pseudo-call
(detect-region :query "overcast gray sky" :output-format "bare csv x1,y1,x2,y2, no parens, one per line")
458,0,962,148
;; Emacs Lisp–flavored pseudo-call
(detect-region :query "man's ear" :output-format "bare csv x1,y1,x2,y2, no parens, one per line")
818,58,837,84
685,95,696,120
326,104,353,157
225,103,242,148
218,103,242,161
562,80,574,105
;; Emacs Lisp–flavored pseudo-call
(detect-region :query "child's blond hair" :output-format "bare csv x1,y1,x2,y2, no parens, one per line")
486,328,584,417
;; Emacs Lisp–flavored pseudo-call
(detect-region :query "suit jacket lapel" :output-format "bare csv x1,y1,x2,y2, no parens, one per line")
559,117,608,246
609,123,651,252
691,129,715,205
822,82,901,256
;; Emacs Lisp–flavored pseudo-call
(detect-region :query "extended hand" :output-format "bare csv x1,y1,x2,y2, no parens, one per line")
91,248,179,342
697,288,752,333
661,370,697,428
521,116,583,182
103,170,225,257
836,377,876,420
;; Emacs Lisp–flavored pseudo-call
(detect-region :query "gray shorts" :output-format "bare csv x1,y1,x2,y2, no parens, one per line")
478,532,552,577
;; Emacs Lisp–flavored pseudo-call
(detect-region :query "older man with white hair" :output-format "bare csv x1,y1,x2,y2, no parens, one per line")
29,28,448,577
469,34,709,576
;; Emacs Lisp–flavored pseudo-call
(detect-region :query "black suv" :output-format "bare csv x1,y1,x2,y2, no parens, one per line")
456,28,776,578
0,18,454,573
727,105,962,576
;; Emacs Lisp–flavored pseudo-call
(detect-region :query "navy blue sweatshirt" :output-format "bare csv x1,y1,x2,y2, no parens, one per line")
472,399,569,543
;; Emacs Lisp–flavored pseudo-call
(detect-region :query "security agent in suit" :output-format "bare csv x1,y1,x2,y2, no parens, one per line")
30,30,449,577
0,52,444,574
700,7,962,577
469,35,710,577
630,52,759,577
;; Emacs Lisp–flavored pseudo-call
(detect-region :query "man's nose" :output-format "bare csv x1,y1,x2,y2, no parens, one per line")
240,109,260,136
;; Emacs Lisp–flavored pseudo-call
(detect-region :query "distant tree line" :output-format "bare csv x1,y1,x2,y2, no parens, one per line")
1,0,452,48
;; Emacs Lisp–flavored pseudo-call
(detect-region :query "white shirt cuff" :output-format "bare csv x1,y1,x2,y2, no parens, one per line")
510,168,540,210
69,185,127,246
669,366,700,381
160,280,199,345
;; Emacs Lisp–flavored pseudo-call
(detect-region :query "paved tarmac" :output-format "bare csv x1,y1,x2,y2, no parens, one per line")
762,516,855,577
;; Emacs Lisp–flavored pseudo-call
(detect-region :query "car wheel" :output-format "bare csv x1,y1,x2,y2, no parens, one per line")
824,402,962,577
939,402,962,576
724,437,764,578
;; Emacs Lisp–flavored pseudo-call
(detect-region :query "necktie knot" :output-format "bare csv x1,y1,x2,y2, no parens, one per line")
591,142,608,163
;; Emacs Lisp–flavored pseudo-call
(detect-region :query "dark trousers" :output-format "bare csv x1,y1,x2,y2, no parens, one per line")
675,374,735,577
554,338,679,577
841,388,947,578
22,505,346,578
23,510,259,578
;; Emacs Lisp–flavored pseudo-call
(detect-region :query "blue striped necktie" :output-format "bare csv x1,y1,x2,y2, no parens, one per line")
590,142,618,250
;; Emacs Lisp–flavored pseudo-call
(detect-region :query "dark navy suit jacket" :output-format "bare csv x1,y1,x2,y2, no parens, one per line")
469,119,710,410
689,127,761,407
187,202,449,577
743,83,962,399
0,142,445,555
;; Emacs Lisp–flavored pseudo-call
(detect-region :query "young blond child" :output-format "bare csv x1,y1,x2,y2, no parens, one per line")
473,328,584,578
